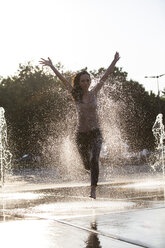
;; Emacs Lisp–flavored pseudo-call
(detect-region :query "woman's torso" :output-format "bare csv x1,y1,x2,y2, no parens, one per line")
75,91,99,133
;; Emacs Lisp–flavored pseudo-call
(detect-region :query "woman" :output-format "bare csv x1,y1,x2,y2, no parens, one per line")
40,52,120,198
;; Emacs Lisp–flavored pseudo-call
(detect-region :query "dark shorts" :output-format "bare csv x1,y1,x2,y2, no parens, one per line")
76,128,102,186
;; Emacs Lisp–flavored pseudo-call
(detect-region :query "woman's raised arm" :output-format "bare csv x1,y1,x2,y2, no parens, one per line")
39,57,73,93
93,52,120,93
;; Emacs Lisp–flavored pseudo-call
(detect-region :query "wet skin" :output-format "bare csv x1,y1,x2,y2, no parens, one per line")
76,74,99,133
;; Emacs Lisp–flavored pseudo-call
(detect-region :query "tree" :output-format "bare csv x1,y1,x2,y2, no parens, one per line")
0,62,73,160
90,66,165,152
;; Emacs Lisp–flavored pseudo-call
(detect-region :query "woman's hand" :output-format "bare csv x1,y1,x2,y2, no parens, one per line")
39,57,53,67
114,52,120,62
39,57,72,92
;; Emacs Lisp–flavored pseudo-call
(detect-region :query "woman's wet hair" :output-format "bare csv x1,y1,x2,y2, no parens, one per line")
71,71,90,103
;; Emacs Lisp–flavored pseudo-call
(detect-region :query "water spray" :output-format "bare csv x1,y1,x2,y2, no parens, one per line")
0,107,12,187
152,113,165,176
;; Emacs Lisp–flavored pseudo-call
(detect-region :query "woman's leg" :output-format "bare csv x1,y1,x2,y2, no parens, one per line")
76,132,91,171
76,129,102,199
90,129,102,186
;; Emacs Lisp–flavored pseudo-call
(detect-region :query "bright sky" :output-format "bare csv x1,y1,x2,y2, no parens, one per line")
1,0,165,94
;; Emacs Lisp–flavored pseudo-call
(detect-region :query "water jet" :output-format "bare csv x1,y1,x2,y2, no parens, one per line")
0,107,12,187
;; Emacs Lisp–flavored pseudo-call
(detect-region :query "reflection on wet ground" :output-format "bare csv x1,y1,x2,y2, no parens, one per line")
0,174,165,248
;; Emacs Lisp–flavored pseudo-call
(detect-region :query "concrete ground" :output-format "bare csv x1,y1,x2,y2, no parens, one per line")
0,170,165,248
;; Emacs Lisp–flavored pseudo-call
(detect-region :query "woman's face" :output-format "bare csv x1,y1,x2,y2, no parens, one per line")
79,74,91,92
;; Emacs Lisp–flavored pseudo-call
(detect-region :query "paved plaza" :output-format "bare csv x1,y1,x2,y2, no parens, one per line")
0,170,165,248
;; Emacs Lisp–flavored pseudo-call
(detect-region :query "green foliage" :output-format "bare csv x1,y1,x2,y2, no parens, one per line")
161,89,165,99
0,62,72,158
89,66,165,151
116,80,156,151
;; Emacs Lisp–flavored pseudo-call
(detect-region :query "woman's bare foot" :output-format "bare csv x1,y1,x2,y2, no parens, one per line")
90,185,96,199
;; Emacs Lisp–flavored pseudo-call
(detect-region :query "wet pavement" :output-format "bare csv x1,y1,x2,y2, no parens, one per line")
0,172,165,248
